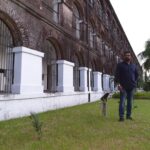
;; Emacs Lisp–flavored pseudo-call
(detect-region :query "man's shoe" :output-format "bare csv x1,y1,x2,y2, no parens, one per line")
126,117,133,120
119,118,124,122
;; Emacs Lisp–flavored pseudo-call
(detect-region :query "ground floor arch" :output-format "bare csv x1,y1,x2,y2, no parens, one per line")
0,19,14,93
42,39,61,93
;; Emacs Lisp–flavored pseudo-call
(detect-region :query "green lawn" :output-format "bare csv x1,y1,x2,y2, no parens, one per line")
0,99,150,150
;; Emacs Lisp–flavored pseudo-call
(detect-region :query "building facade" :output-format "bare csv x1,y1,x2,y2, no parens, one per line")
0,0,140,120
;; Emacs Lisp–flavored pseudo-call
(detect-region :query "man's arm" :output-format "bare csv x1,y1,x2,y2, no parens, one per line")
114,64,123,91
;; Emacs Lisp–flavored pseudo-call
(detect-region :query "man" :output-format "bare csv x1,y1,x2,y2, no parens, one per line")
115,51,139,121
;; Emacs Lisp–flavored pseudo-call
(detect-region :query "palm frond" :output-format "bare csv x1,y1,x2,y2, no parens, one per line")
138,40,150,72
138,51,145,59
143,59,150,71
144,40,150,57
138,40,150,59
30,112,43,140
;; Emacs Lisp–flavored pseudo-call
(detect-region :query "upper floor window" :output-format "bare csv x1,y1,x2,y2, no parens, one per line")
88,0,94,6
110,51,113,60
116,56,119,64
113,23,118,40
88,23,96,48
98,0,103,18
43,0,60,23
73,4,82,39
96,36,103,53
105,12,109,29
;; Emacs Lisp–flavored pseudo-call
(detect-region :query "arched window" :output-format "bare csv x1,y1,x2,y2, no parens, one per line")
73,4,82,39
91,71,94,90
90,62,96,91
0,19,14,93
42,40,58,93
73,54,80,91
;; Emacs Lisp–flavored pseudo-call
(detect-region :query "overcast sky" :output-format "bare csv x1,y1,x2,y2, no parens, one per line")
110,0,150,56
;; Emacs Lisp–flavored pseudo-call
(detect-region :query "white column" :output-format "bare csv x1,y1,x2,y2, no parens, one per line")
93,72,102,91
103,74,107,91
79,67,88,92
106,74,110,91
57,60,74,92
12,47,44,94
110,76,115,91
103,74,111,92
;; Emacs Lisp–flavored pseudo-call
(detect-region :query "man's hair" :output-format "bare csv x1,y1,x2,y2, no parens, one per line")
124,51,131,55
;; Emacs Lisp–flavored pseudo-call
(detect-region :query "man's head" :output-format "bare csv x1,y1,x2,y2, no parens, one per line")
123,51,132,62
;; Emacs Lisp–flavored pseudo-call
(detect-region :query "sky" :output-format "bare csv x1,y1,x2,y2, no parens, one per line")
109,0,150,56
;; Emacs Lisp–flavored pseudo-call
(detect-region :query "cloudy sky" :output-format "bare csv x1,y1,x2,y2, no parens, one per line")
110,0,150,56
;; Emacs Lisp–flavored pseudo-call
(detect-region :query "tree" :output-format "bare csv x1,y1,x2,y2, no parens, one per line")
138,40,150,91
138,40,150,73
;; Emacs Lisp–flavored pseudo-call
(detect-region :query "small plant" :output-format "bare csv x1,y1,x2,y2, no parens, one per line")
30,112,43,140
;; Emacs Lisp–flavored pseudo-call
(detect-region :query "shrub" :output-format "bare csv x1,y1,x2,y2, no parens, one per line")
112,92,120,98
112,91,150,100
143,82,150,91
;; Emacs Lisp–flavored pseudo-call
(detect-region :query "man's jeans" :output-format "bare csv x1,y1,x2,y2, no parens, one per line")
119,89,134,119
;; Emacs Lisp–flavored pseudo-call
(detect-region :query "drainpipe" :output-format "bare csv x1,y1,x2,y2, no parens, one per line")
86,0,90,102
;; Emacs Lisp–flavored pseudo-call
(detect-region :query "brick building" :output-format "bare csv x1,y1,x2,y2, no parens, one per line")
0,0,140,120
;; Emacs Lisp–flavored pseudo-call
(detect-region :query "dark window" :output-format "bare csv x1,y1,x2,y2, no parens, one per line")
0,19,14,93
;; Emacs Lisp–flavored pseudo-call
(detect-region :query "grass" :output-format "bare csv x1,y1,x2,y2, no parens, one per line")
0,99,150,150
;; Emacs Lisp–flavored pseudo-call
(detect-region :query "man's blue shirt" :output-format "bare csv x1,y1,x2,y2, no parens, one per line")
115,61,139,90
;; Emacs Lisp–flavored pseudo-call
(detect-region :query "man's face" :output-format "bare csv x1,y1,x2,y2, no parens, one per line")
124,53,131,62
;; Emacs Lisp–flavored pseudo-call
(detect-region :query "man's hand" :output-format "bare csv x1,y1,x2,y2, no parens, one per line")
118,84,123,92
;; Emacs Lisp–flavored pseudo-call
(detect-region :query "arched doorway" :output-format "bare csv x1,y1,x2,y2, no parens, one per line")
0,19,14,93
89,61,96,91
42,40,58,93
73,54,80,91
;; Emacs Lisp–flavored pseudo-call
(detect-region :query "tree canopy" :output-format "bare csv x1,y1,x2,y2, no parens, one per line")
138,40,150,72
